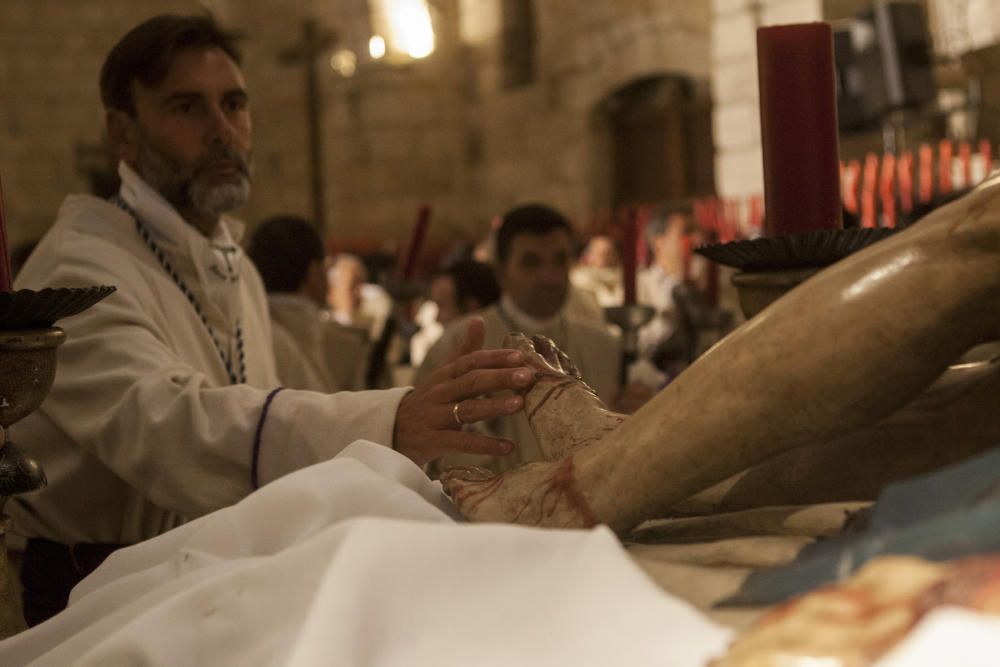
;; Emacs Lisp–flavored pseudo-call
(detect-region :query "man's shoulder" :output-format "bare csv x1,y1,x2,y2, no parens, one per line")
16,194,147,290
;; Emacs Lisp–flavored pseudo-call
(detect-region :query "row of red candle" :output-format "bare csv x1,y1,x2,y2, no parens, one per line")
843,139,994,229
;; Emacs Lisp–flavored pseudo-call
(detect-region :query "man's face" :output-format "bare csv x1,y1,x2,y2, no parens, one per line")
115,47,253,226
498,229,573,320
652,214,688,264
585,235,617,268
430,275,460,326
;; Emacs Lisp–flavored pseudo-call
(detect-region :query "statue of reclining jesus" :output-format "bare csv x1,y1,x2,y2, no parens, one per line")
441,173,1000,536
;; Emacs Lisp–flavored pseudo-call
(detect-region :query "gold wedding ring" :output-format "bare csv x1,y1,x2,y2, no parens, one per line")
452,402,465,426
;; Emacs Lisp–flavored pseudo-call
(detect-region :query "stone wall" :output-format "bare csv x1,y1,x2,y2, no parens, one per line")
0,0,206,250
4,0,999,257
0,0,712,258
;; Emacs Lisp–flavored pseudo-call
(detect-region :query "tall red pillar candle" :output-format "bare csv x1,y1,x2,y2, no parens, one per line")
396,204,431,281
634,206,652,272
898,150,914,214
0,173,12,291
749,194,765,233
704,246,719,308
938,139,953,195
680,234,692,283
621,208,637,306
757,23,842,237
918,143,933,203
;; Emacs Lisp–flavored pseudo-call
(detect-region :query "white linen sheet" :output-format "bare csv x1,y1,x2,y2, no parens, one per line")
0,441,732,667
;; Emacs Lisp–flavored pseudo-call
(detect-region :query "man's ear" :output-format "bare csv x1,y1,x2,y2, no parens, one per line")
106,109,140,165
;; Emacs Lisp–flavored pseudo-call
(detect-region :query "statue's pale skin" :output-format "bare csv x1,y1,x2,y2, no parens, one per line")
442,174,1000,535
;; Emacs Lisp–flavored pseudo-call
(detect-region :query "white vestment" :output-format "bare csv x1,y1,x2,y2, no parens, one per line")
9,162,408,545
0,442,733,667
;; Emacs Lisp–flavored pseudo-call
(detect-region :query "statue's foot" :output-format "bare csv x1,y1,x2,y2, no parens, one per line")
502,332,625,461
440,455,600,529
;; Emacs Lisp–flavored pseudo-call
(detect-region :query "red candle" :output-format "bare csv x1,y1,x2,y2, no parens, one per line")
396,204,431,281
918,143,934,204
634,205,651,271
879,152,896,228
704,247,719,308
979,139,992,180
938,139,953,195
958,141,972,189
757,23,842,237
680,234,692,283
749,194,765,233
0,173,11,292
898,150,913,214
861,153,879,229
621,208,637,306
842,159,861,215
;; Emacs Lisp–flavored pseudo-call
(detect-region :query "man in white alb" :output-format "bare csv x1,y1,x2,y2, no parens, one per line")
11,14,536,625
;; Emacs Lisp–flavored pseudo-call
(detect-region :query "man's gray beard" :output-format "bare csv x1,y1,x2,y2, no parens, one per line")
134,140,252,219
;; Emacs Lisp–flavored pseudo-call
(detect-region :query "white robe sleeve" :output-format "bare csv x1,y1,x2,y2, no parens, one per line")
15,224,408,522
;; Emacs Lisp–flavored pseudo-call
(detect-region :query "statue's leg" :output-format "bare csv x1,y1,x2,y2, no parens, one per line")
443,177,1000,535
672,351,1000,513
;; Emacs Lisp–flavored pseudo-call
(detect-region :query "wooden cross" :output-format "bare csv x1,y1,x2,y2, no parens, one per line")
279,18,338,236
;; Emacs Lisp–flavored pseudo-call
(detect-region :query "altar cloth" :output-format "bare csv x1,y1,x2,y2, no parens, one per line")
0,441,732,667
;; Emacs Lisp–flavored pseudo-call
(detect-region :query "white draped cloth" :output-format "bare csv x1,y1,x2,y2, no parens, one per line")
0,442,732,667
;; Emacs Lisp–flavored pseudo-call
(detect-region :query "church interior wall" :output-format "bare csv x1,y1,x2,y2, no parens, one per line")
2,0,1000,262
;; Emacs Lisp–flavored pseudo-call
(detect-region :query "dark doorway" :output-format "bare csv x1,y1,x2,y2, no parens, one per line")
601,75,715,207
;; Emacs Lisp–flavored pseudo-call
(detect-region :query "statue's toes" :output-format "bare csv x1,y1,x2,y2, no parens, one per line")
554,346,582,381
440,465,496,485
530,335,567,373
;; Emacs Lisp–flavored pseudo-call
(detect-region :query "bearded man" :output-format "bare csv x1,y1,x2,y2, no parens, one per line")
10,14,536,625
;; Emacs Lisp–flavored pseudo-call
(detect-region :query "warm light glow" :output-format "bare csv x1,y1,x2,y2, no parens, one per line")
389,3,435,58
369,35,387,59
329,49,357,77
370,0,435,60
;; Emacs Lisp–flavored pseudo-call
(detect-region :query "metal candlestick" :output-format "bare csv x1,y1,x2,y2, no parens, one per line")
0,285,114,637
604,304,655,385
695,228,898,319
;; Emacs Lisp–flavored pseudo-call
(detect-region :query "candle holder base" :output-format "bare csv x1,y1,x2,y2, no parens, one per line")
730,267,821,319
695,227,898,272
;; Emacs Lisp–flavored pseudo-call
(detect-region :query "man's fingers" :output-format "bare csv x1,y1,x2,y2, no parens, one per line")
433,431,515,458
432,368,534,403
447,348,525,379
448,395,524,426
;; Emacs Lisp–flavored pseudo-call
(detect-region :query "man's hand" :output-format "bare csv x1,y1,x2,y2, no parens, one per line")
393,317,536,466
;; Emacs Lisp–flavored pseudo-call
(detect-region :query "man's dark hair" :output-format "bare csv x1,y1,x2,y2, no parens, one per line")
495,203,573,264
100,14,245,114
247,215,325,293
442,259,501,313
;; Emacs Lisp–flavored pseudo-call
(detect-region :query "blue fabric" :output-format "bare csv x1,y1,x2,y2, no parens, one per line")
723,444,1000,606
